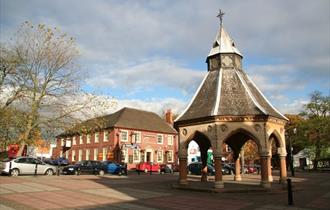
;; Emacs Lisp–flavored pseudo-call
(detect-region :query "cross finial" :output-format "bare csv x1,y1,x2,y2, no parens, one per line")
217,9,225,26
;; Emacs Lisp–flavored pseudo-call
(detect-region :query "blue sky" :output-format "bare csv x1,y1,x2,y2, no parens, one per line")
1,0,329,115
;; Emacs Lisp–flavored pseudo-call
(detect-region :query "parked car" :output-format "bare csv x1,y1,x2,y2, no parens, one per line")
188,162,215,175
62,160,106,175
222,163,235,175
51,157,69,166
101,161,125,175
0,156,56,176
160,164,173,174
136,162,160,173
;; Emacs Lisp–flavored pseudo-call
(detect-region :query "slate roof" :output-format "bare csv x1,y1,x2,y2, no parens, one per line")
60,107,177,137
176,26,287,123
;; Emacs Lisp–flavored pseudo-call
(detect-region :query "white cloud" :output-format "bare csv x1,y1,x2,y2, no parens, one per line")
276,99,307,114
85,58,204,95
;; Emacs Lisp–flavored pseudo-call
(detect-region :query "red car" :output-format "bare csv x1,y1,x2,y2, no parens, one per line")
136,162,160,173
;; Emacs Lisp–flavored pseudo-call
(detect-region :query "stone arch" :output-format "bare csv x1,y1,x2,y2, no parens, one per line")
268,129,288,183
223,128,262,158
185,131,212,182
269,129,284,148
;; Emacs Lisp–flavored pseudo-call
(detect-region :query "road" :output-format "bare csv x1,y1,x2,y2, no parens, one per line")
0,171,329,210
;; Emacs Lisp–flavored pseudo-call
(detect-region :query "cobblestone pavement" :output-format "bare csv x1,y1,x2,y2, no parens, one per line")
0,171,329,210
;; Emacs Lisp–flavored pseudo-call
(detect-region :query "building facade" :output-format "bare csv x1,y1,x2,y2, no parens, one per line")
53,108,178,170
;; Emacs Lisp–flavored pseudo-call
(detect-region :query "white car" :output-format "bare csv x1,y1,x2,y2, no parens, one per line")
0,156,57,176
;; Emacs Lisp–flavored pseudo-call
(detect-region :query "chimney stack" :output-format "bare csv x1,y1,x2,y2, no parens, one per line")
165,109,173,125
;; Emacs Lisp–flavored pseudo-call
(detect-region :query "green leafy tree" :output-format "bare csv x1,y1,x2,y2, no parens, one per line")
296,91,330,169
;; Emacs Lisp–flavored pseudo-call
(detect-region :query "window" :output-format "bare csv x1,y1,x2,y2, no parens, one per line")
121,130,128,142
72,136,76,145
104,131,109,142
121,148,128,163
79,135,83,144
157,134,163,144
157,150,163,163
60,151,63,158
167,135,173,145
65,151,69,159
102,148,107,161
86,149,90,160
133,149,140,162
78,149,82,161
95,132,99,143
93,148,98,160
167,150,173,162
61,138,64,146
72,150,76,161
133,131,141,143
87,134,91,144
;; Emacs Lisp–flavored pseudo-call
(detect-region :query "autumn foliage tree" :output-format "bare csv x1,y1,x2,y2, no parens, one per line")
0,22,114,154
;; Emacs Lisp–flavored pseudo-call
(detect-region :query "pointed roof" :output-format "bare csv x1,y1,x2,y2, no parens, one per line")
208,26,242,58
175,25,287,123
60,107,177,136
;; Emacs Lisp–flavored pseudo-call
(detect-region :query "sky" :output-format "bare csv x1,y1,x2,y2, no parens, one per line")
1,0,329,116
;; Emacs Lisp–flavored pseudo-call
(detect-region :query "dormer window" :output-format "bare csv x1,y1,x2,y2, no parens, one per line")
213,42,219,48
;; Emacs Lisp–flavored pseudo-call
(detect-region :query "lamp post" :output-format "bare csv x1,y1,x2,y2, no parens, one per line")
288,128,296,177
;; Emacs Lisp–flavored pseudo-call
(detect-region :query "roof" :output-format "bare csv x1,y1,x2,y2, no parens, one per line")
208,26,242,58
60,107,177,136
176,26,287,123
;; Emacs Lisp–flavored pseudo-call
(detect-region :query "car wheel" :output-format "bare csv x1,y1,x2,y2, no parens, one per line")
11,168,19,177
99,170,105,176
144,168,148,173
45,169,54,176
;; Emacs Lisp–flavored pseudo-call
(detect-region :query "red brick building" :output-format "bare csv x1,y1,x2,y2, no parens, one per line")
53,108,178,170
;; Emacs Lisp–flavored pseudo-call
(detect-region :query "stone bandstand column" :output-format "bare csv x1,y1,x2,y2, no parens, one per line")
267,156,273,182
279,155,287,183
260,154,271,188
214,155,224,189
234,157,242,181
179,156,188,185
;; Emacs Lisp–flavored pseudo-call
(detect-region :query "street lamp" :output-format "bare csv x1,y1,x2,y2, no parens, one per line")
288,128,296,177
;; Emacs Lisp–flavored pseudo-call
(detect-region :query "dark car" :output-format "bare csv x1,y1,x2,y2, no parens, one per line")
101,161,125,175
51,157,69,166
62,160,106,175
222,163,235,175
160,164,173,174
188,162,215,175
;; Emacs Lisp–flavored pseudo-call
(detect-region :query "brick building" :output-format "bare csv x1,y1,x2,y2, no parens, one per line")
53,107,178,170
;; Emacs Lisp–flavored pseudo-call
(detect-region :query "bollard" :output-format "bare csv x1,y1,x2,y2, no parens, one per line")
9,161,12,176
34,163,38,176
287,178,294,205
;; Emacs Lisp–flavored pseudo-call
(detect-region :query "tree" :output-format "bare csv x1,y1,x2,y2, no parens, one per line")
0,22,114,155
243,140,259,164
295,91,330,169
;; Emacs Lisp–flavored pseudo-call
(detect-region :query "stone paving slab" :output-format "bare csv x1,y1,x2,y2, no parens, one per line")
0,204,16,210
253,204,315,210
83,187,170,202
0,182,59,194
78,203,160,210
142,195,252,210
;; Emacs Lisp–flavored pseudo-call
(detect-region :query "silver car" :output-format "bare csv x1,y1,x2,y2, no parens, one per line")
0,157,57,176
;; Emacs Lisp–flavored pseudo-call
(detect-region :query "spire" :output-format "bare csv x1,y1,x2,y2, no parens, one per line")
208,10,242,58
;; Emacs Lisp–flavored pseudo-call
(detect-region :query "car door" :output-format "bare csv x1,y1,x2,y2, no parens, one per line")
35,158,47,174
13,158,29,174
25,158,38,174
